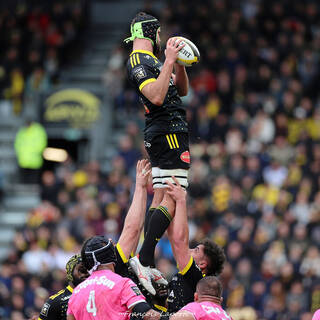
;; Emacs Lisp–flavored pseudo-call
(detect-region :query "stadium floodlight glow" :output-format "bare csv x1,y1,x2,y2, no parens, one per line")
43,147,68,162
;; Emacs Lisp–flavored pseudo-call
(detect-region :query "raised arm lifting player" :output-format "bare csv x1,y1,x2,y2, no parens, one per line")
112,159,169,311
36,160,166,320
124,11,191,295
165,177,225,313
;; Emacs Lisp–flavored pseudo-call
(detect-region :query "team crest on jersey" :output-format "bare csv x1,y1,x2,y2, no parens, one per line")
180,151,190,164
131,286,142,296
40,303,50,316
134,66,147,80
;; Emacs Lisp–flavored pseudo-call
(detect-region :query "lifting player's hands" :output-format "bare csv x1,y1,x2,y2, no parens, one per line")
166,176,186,202
165,37,185,65
135,159,151,188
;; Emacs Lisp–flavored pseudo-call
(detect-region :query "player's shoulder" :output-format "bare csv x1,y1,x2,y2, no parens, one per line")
38,294,61,319
48,287,68,302
128,50,158,68
179,256,202,277
182,301,199,310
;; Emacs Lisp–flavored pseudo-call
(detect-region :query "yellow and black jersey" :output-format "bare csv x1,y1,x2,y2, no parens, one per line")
115,243,166,311
126,49,188,137
167,256,203,313
114,243,133,279
38,285,73,320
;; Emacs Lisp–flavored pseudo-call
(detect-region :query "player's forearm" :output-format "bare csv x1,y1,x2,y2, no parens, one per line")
174,64,189,96
167,197,191,270
118,185,147,257
173,199,189,244
142,60,174,106
128,185,147,229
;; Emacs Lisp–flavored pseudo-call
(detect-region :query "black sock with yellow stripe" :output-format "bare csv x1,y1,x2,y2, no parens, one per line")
140,206,172,267
144,207,156,237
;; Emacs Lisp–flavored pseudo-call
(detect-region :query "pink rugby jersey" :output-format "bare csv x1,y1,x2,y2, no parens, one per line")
181,301,232,320
313,309,320,320
67,269,146,320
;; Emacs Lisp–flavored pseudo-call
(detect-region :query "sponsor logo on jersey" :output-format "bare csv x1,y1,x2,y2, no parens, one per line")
40,303,50,316
131,286,142,296
180,151,190,164
61,294,72,301
144,141,151,148
134,66,147,80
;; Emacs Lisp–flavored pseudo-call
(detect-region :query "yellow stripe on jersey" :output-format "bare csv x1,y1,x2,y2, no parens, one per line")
179,256,193,275
136,54,140,64
49,289,65,300
173,134,179,148
130,56,134,68
66,285,73,293
154,304,168,312
116,243,128,263
133,54,137,66
166,135,173,149
130,49,158,60
139,78,156,91
169,134,176,148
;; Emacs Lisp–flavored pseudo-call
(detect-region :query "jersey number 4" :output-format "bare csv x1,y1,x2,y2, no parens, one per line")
86,290,97,316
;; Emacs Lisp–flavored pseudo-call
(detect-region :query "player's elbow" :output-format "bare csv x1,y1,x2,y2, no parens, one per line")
150,96,164,106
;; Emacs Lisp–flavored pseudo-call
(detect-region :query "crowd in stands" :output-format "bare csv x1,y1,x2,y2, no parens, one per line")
1,0,320,319
0,1,86,115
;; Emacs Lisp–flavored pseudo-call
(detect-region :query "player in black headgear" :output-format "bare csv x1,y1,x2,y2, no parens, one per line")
81,235,117,272
68,235,164,320
124,12,161,54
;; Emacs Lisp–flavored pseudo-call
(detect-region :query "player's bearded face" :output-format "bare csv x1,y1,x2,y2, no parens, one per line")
72,263,89,286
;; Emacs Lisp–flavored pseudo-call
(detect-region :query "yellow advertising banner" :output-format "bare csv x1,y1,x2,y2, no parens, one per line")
43,89,101,128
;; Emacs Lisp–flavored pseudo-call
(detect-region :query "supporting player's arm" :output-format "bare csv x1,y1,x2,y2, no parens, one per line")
166,177,191,271
141,38,184,105
172,63,189,97
67,315,75,320
118,160,151,258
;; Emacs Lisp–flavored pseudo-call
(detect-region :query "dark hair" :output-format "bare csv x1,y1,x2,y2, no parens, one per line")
200,239,225,276
196,276,223,298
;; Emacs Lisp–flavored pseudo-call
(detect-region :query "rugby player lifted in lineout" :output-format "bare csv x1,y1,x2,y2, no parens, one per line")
125,11,191,295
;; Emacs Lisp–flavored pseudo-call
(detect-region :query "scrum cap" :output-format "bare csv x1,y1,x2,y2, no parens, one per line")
81,236,117,273
65,254,82,284
124,12,160,50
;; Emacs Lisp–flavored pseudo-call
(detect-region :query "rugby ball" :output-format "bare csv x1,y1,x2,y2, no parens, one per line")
175,37,200,67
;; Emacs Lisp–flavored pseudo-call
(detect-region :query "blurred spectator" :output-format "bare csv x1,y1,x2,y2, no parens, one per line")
14,120,47,184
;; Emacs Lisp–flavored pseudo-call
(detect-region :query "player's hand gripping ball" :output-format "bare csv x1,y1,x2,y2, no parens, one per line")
175,37,200,67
